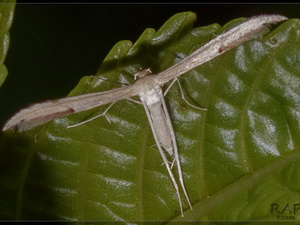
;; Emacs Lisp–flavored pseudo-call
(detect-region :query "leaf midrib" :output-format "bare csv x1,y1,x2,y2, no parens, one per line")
170,148,300,222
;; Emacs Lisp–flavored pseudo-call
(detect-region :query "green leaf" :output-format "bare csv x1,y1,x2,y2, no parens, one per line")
1,11,300,223
0,1,15,87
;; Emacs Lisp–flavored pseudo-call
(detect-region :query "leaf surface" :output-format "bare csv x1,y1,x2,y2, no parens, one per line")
0,1,15,87
1,11,300,223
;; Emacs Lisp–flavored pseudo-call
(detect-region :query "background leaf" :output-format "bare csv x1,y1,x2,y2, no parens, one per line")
1,11,300,223
0,1,15,87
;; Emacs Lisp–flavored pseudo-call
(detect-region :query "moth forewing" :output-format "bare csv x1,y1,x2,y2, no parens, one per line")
154,14,288,85
2,85,138,132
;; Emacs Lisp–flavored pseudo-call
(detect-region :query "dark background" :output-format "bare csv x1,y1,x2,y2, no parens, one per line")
1,4,299,128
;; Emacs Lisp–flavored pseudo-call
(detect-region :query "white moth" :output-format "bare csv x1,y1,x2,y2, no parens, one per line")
136,68,193,216
2,15,287,216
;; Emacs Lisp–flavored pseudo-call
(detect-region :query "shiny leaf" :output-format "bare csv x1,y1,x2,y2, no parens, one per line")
1,11,300,223
0,1,15,87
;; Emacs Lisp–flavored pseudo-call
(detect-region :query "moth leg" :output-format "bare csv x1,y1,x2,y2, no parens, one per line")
170,157,176,169
159,92,193,212
163,78,177,96
176,79,207,111
127,97,142,105
160,158,176,169
67,102,116,128
164,78,207,111
160,158,175,167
